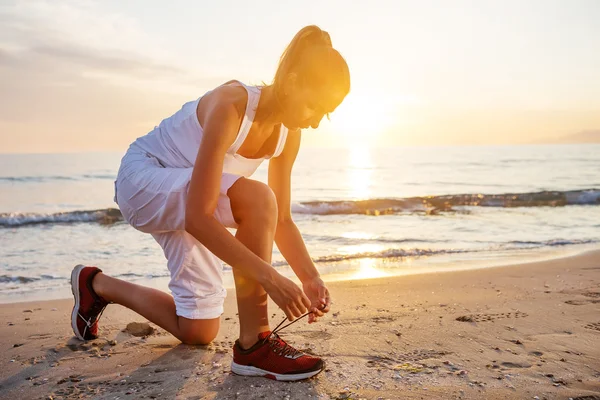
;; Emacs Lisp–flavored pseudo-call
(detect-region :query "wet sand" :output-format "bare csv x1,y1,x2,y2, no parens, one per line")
1,250,599,399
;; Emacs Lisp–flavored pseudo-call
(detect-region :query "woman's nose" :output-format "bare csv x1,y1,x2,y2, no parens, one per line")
310,115,323,129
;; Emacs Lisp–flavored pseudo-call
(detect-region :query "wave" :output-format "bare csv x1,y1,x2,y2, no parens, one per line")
300,234,450,245
0,208,123,227
293,189,600,216
0,272,169,286
113,272,170,279
504,238,598,248
0,176,77,183
271,247,475,266
0,174,115,183
0,274,64,284
1,189,598,228
312,247,472,263
270,238,598,267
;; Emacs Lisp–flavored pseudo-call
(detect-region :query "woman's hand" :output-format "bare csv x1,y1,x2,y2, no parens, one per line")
263,273,312,321
302,277,331,323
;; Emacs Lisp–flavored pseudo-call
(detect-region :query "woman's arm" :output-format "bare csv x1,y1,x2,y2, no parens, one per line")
268,129,331,321
268,130,319,281
185,87,310,320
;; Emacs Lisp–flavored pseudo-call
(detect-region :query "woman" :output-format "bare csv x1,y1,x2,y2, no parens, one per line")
70,25,350,381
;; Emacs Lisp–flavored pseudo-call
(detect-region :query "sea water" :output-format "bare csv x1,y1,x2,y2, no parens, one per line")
1,144,598,302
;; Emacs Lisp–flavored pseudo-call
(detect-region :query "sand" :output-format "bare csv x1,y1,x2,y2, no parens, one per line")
1,250,599,400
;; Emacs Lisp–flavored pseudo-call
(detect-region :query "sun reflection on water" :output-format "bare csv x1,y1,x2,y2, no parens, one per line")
350,258,389,280
348,146,373,199
338,242,385,255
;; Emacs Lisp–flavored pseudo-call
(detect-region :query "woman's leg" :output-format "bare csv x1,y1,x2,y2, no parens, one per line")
92,273,220,345
90,173,275,346
227,178,279,349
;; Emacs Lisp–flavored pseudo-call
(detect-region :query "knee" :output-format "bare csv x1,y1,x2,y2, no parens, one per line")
253,184,278,225
230,179,278,226
178,318,220,345
180,331,217,346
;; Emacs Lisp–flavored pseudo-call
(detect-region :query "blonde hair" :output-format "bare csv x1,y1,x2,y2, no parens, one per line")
273,25,350,109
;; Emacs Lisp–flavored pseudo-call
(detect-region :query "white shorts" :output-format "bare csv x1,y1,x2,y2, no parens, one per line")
114,148,242,320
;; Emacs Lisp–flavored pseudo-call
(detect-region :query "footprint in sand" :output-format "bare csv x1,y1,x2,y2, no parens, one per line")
366,349,450,368
584,322,600,332
397,349,450,363
565,299,600,305
296,330,334,340
27,333,52,339
563,288,600,305
325,313,401,327
455,311,528,323
500,361,531,369
371,315,395,323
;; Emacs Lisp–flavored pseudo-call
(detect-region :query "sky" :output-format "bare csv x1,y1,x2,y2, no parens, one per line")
1,0,599,153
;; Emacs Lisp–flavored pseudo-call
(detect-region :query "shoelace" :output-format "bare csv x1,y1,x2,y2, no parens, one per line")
260,307,323,357
78,301,107,333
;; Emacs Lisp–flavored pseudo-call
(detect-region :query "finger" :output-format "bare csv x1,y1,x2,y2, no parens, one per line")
321,292,332,313
318,285,327,305
295,296,308,315
300,293,312,310
289,303,303,319
323,288,331,307
308,313,315,324
284,307,295,322
311,307,324,317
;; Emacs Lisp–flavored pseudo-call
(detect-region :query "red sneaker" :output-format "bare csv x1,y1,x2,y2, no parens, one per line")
70,264,109,340
231,331,324,381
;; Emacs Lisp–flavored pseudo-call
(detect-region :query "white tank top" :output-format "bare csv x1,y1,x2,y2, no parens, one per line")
129,81,288,177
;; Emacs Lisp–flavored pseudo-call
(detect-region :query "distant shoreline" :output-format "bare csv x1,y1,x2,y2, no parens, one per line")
1,141,599,156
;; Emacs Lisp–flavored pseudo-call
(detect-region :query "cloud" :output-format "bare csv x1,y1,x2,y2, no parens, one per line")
0,0,149,54
0,41,183,82
0,1,230,152
0,1,226,91
1,1,181,87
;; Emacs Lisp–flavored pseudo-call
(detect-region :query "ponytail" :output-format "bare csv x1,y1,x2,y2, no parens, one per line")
273,25,349,103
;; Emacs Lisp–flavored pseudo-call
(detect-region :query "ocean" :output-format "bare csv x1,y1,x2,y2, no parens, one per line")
1,144,599,302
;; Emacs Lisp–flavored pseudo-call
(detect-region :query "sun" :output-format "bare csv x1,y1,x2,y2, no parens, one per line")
329,89,395,144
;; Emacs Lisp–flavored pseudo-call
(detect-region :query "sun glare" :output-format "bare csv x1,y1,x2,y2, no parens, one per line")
347,146,373,199
350,258,389,280
338,242,384,255
330,89,395,143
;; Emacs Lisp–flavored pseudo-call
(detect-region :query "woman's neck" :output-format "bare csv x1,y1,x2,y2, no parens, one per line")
254,85,284,128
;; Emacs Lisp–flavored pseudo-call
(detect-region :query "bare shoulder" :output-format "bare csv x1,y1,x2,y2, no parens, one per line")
197,82,248,127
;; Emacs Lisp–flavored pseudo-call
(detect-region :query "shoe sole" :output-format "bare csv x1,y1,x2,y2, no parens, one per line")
231,361,323,381
70,264,86,341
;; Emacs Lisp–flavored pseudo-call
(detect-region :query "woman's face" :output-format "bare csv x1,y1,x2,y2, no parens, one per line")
280,76,343,130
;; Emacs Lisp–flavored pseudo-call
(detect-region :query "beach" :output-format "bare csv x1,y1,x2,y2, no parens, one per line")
1,250,599,400
2,2,600,399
